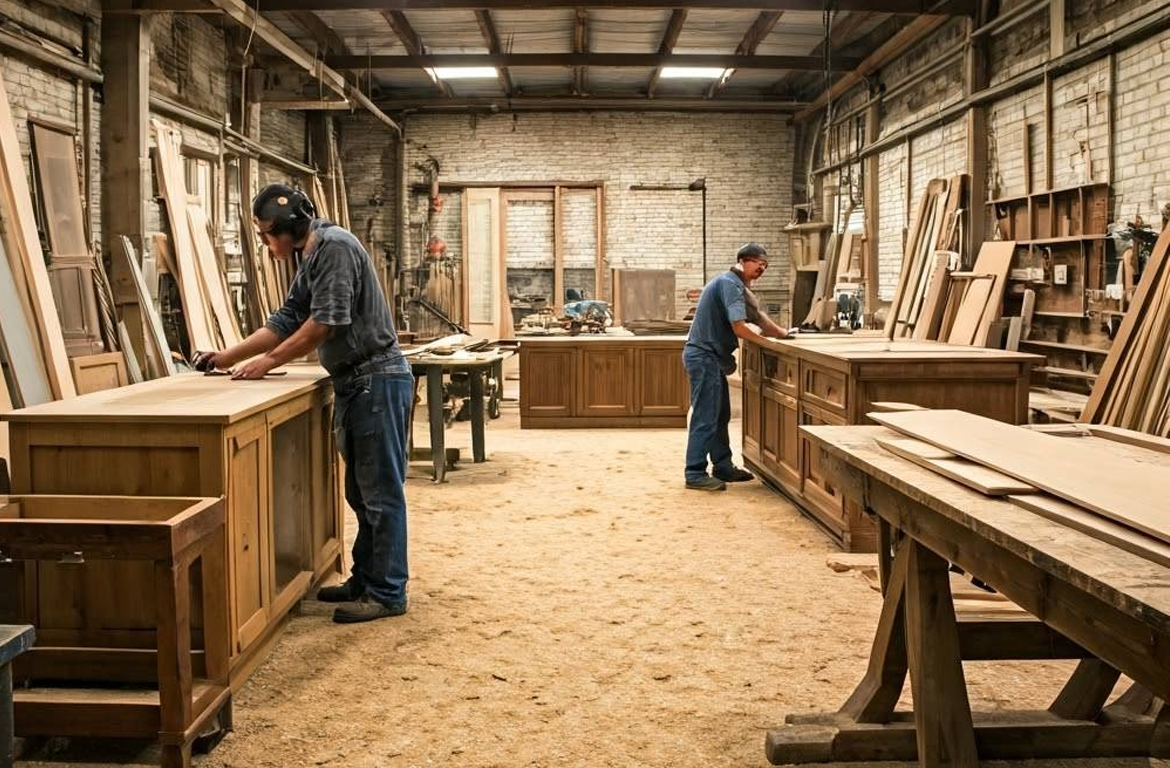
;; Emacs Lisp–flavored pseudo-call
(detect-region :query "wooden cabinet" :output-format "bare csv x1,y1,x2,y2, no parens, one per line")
1,367,343,688
519,336,689,428
741,336,1041,551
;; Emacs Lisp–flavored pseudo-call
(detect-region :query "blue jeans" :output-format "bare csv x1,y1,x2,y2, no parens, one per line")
683,347,735,482
333,368,413,607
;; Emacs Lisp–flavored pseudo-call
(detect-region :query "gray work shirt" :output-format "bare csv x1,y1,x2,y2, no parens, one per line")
265,219,402,376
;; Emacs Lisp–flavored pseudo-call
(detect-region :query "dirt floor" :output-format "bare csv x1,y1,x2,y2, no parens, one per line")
18,382,1167,768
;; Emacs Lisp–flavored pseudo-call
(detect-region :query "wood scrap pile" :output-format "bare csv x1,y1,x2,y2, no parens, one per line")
869,409,1170,569
1080,226,1170,434
885,176,974,340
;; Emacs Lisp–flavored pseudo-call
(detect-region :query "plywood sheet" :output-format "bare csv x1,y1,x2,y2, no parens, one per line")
871,409,1170,545
1008,494,1170,570
187,205,243,347
876,435,1038,496
121,236,177,379
0,231,52,407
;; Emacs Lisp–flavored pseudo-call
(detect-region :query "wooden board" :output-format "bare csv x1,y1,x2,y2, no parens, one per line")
871,409,1170,545
972,241,1016,346
946,276,994,345
1007,493,1170,569
912,253,951,341
152,120,218,352
121,236,177,379
0,77,76,399
187,205,243,347
117,321,144,385
1084,425,1170,455
69,352,129,395
876,435,1038,496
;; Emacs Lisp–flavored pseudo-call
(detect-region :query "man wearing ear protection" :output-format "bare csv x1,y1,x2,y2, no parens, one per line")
195,183,412,624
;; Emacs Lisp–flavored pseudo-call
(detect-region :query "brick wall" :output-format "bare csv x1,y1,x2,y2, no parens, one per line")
398,112,793,318
149,12,229,120
339,114,399,259
0,0,101,246
261,108,307,166
1112,28,1170,221
876,144,908,300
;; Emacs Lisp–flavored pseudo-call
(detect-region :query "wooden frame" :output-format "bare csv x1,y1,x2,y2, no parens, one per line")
1,495,231,768
69,351,130,394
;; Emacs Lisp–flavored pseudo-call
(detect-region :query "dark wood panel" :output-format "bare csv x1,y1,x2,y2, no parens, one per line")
638,347,688,417
519,347,576,419
579,347,635,417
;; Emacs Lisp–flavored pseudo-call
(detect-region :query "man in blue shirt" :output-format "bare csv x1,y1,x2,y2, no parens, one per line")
684,243,789,490
195,184,412,623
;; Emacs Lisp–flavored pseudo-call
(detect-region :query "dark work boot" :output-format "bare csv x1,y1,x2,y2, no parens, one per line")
685,476,727,491
715,466,755,483
316,579,363,603
333,595,408,624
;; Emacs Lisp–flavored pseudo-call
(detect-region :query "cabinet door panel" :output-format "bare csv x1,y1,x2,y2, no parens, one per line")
579,347,634,417
799,404,848,534
520,348,576,417
742,378,761,464
638,347,688,417
229,424,270,655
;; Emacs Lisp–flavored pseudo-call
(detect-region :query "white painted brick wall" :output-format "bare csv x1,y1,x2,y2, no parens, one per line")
399,111,793,318
1113,26,1170,221
877,144,908,301
505,199,555,269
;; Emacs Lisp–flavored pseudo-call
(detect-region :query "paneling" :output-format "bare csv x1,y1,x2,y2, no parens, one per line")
579,347,634,417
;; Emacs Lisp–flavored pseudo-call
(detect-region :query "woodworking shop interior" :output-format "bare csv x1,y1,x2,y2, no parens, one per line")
1,0,1170,766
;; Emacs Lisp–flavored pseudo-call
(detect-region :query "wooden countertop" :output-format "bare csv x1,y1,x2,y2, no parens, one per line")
2,366,331,425
518,334,687,344
748,336,1043,363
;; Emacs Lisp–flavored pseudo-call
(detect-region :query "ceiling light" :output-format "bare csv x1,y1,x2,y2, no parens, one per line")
660,67,728,80
430,67,498,80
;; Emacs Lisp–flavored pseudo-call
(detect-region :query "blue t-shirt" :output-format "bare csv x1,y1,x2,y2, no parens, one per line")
685,270,748,373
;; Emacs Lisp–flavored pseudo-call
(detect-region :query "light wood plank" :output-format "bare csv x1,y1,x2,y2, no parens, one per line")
1007,493,1170,569
0,77,76,399
187,205,243,347
121,236,177,379
1084,425,1170,455
876,435,1038,496
871,409,1170,545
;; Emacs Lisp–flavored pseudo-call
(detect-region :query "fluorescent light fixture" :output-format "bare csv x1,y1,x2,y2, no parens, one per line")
660,66,728,79
430,66,498,80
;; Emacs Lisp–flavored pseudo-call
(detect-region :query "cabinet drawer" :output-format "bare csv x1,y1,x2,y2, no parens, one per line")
798,404,847,535
761,350,798,396
802,362,848,414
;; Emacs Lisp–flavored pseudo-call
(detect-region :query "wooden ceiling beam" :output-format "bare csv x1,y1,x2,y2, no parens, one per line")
474,9,515,96
326,52,860,70
646,9,687,98
238,0,972,12
770,10,883,95
707,10,782,99
573,8,589,96
379,95,806,112
379,9,453,98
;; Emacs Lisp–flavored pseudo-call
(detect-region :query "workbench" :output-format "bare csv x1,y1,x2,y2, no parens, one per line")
518,335,689,428
1,367,343,688
766,424,1170,767
0,625,34,768
407,350,513,483
741,336,1040,551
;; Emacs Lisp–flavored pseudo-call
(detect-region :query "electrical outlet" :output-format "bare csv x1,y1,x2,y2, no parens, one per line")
1054,264,1068,285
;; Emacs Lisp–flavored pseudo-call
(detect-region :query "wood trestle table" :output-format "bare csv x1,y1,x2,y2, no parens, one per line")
766,424,1169,767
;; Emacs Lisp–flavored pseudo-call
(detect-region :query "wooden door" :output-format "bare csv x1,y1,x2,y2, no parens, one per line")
228,421,271,656
520,347,576,419
463,187,507,340
637,346,688,417
579,346,634,418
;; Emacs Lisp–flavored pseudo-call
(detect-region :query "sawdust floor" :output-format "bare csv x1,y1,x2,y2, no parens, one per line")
18,385,1166,768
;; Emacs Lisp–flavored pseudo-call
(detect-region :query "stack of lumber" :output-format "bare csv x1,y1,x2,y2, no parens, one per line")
869,409,1170,569
884,176,969,340
1080,226,1170,434
153,121,244,352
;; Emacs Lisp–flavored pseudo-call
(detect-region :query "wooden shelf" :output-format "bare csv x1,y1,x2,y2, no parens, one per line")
1019,235,1109,246
1032,310,1088,319
1036,366,1098,380
987,182,1110,206
1020,339,1109,355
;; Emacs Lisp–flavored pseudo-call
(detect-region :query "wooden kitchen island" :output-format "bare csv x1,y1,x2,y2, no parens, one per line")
1,367,343,689
519,335,689,428
741,336,1040,551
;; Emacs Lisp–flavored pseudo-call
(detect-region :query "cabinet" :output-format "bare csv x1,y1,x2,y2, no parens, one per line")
1,367,343,688
741,336,1040,551
519,336,689,428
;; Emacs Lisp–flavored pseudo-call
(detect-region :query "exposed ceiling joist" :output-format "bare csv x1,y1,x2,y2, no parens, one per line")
237,0,972,12
202,0,401,133
379,95,806,113
287,10,347,55
707,10,782,99
771,9,883,95
380,9,453,98
794,13,949,120
573,8,589,96
646,9,687,98
474,9,515,96
326,52,860,70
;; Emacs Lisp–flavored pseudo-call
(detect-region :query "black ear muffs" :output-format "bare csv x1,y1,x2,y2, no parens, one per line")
253,184,317,236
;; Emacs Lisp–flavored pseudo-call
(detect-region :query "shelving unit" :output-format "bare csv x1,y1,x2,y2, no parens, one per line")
988,182,1113,392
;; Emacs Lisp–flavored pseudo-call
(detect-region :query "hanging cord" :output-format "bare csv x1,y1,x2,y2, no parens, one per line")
821,2,836,161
